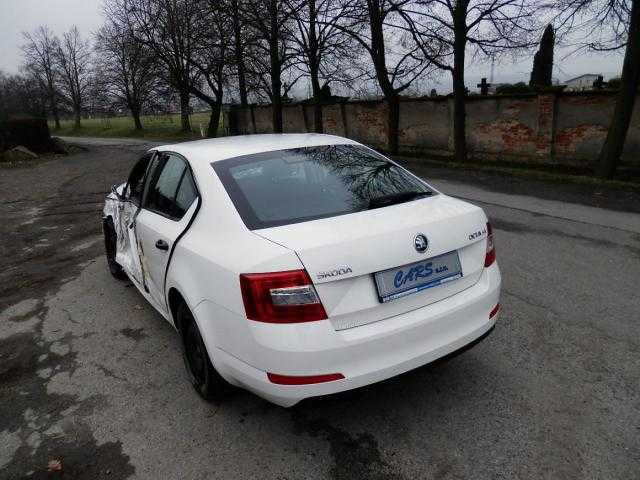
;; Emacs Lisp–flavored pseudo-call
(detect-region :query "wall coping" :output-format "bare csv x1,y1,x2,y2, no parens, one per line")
230,89,625,111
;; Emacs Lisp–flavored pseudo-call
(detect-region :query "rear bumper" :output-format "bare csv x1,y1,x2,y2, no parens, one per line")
196,263,501,407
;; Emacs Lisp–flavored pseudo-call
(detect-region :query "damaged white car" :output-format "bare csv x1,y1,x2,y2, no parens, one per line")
103,134,501,407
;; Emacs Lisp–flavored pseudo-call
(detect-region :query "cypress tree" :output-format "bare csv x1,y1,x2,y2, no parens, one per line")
530,25,555,88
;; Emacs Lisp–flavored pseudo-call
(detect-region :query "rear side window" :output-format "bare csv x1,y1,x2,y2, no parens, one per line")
175,169,197,214
212,144,431,229
145,154,197,220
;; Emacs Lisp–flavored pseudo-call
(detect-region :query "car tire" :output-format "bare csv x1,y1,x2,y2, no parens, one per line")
178,302,232,402
103,217,127,280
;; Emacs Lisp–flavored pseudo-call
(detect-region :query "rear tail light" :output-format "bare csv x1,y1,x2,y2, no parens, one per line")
489,303,501,319
484,222,496,267
267,372,344,385
239,269,327,323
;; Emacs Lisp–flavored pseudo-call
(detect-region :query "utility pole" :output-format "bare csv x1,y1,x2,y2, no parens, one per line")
490,55,495,84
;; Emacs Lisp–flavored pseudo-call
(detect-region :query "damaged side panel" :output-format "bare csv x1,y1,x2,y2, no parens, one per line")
103,184,144,285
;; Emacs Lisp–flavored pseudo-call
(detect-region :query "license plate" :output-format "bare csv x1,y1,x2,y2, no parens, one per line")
374,251,463,303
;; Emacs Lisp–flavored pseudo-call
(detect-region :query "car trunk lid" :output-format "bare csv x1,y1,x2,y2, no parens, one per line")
254,195,489,330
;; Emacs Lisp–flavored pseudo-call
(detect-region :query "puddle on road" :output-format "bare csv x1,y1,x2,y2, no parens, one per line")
70,236,102,253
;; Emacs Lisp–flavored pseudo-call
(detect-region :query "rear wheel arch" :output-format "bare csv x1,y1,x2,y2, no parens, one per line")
170,287,234,401
168,287,187,332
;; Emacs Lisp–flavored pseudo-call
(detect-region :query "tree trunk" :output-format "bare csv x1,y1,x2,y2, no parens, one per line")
452,9,468,163
272,84,283,133
132,107,143,131
232,0,248,107
47,78,60,130
269,0,283,133
596,0,640,178
367,1,399,152
236,56,248,109
74,107,81,130
126,85,143,131
310,68,323,133
308,0,323,133
51,101,61,130
46,73,60,130
179,90,192,133
207,101,222,138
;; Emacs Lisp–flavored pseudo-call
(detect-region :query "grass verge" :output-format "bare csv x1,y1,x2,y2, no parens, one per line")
49,112,222,141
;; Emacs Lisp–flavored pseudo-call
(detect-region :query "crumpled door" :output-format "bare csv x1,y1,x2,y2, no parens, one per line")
115,199,144,285
105,153,154,288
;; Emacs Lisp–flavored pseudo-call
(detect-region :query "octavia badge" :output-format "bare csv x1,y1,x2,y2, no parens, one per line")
414,234,429,253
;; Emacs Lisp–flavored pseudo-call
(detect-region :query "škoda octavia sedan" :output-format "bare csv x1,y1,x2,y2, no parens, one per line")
103,134,501,407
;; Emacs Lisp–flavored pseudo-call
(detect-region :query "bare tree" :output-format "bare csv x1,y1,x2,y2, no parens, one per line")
188,1,234,137
242,47,302,104
555,0,640,178
129,0,202,132
289,0,362,132
21,26,61,129
85,70,116,118
54,27,93,130
333,0,433,153
401,0,538,161
241,0,304,132
96,1,160,130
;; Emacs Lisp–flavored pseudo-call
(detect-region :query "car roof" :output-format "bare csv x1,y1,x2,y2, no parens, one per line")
152,133,360,164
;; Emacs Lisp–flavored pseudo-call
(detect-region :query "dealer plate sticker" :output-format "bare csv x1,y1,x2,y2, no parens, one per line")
374,251,463,303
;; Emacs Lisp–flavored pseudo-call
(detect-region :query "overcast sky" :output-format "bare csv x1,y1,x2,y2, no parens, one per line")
0,0,103,73
0,0,625,94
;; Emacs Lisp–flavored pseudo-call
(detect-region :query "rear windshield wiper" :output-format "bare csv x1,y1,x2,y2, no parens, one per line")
367,190,434,210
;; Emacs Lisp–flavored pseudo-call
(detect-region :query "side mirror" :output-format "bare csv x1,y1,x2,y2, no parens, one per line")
111,184,124,200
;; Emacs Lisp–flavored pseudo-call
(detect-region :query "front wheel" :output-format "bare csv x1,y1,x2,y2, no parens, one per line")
103,217,127,280
178,302,232,402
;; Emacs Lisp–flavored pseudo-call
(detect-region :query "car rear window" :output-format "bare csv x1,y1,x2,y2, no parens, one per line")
211,144,433,230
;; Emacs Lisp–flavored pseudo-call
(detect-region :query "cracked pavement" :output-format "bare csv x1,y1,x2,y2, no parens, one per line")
1,138,639,479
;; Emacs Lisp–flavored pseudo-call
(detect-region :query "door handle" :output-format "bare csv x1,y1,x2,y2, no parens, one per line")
155,239,169,251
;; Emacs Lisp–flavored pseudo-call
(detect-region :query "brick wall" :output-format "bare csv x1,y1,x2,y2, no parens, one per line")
228,91,640,165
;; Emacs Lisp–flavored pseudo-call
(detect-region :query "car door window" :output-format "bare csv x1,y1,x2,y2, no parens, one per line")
125,154,152,205
145,154,197,220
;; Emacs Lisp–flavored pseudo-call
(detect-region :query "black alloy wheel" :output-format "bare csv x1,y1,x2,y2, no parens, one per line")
178,302,231,402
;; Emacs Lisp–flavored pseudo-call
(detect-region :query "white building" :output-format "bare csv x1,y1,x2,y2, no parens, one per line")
565,74,602,91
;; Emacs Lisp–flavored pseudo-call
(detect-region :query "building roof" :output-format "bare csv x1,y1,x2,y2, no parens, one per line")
565,73,601,83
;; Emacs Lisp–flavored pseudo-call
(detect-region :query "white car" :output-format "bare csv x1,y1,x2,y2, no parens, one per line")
103,134,501,407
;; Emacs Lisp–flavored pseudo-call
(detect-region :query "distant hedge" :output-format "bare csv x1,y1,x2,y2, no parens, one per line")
0,117,52,153
495,82,535,95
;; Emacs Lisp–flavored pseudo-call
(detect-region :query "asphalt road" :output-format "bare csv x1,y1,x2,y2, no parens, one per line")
1,138,639,479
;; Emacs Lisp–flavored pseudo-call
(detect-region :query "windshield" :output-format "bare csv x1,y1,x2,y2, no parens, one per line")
212,144,434,230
